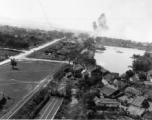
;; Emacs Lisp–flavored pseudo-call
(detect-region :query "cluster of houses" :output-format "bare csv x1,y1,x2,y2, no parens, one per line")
92,68,152,119
44,38,82,60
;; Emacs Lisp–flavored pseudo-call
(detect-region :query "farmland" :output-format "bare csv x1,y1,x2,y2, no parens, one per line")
0,60,61,117
0,49,20,62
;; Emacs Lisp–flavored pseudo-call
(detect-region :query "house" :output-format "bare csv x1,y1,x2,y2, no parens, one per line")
95,98,120,109
100,85,119,98
143,90,152,100
143,112,152,120
130,74,139,82
119,104,128,111
147,101,152,112
103,74,113,84
81,70,90,78
91,65,102,74
113,79,128,90
120,73,127,80
147,70,152,81
57,49,67,55
100,68,109,76
131,96,147,108
124,87,142,96
111,72,119,79
118,95,134,106
106,84,118,90
65,72,73,78
102,79,109,86
73,64,84,72
127,105,146,117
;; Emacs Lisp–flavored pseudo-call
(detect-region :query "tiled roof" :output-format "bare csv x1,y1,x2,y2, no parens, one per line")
127,105,145,116
104,74,113,81
125,87,141,96
148,70,152,75
118,95,134,104
131,96,146,107
95,98,119,107
73,64,84,71
100,85,117,96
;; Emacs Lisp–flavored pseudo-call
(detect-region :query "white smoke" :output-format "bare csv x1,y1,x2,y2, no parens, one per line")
92,13,109,38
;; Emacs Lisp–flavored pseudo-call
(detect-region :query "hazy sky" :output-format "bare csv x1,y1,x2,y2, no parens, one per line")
0,0,152,42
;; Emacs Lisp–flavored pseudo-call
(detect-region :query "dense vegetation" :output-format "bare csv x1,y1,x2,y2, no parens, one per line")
0,25,74,50
132,52,152,72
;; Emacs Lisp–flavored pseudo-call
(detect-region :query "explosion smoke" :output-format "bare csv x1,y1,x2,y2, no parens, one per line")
92,13,109,38
98,13,109,30
93,22,97,30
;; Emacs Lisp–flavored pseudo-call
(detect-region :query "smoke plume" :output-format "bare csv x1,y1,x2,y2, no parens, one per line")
98,13,109,30
93,22,97,30
92,13,109,37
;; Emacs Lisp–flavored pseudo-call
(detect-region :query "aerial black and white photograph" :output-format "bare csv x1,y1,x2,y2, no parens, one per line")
0,0,152,119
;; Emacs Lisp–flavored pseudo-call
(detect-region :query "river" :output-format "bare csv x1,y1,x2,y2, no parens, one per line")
95,46,145,74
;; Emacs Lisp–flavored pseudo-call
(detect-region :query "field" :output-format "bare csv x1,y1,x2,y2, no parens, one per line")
0,60,61,117
0,49,20,62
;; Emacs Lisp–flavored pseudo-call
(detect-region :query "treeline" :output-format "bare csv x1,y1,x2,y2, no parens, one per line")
95,36,152,50
132,52,152,72
0,25,74,50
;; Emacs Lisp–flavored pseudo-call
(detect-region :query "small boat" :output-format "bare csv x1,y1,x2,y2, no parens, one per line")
116,50,123,53
96,50,104,53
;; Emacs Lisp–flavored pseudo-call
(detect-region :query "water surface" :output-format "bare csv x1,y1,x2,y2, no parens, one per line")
95,46,145,74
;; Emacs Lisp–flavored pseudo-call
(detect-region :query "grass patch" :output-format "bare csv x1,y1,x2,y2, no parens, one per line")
0,61,61,82
0,50,20,62
0,60,61,117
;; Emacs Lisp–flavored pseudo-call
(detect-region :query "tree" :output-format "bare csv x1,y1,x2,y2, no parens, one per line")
10,58,17,69
0,34,4,51
84,37,95,48
78,33,89,39
126,70,134,78
86,109,95,119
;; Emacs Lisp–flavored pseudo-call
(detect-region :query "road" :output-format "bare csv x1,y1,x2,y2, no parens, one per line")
40,98,63,120
0,38,63,66
0,38,65,119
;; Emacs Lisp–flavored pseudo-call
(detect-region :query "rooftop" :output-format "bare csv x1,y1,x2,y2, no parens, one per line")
127,105,145,116
125,87,141,96
95,98,120,107
100,85,117,96
118,95,134,104
148,70,152,75
131,96,146,107
103,74,113,82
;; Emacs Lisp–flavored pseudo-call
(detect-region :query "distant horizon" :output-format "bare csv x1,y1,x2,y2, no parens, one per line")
0,0,152,43
0,18,151,44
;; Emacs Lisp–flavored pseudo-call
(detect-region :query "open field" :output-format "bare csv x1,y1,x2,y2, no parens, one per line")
0,60,61,117
0,61,60,82
0,50,20,62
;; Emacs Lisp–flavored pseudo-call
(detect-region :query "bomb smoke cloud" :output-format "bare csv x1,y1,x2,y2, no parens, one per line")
93,22,97,30
98,13,109,30
92,13,109,37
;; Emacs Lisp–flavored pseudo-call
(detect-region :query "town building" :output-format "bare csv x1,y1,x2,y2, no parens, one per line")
100,85,120,98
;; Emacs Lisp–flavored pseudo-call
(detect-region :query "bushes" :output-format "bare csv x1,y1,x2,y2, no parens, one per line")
53,64,71,81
